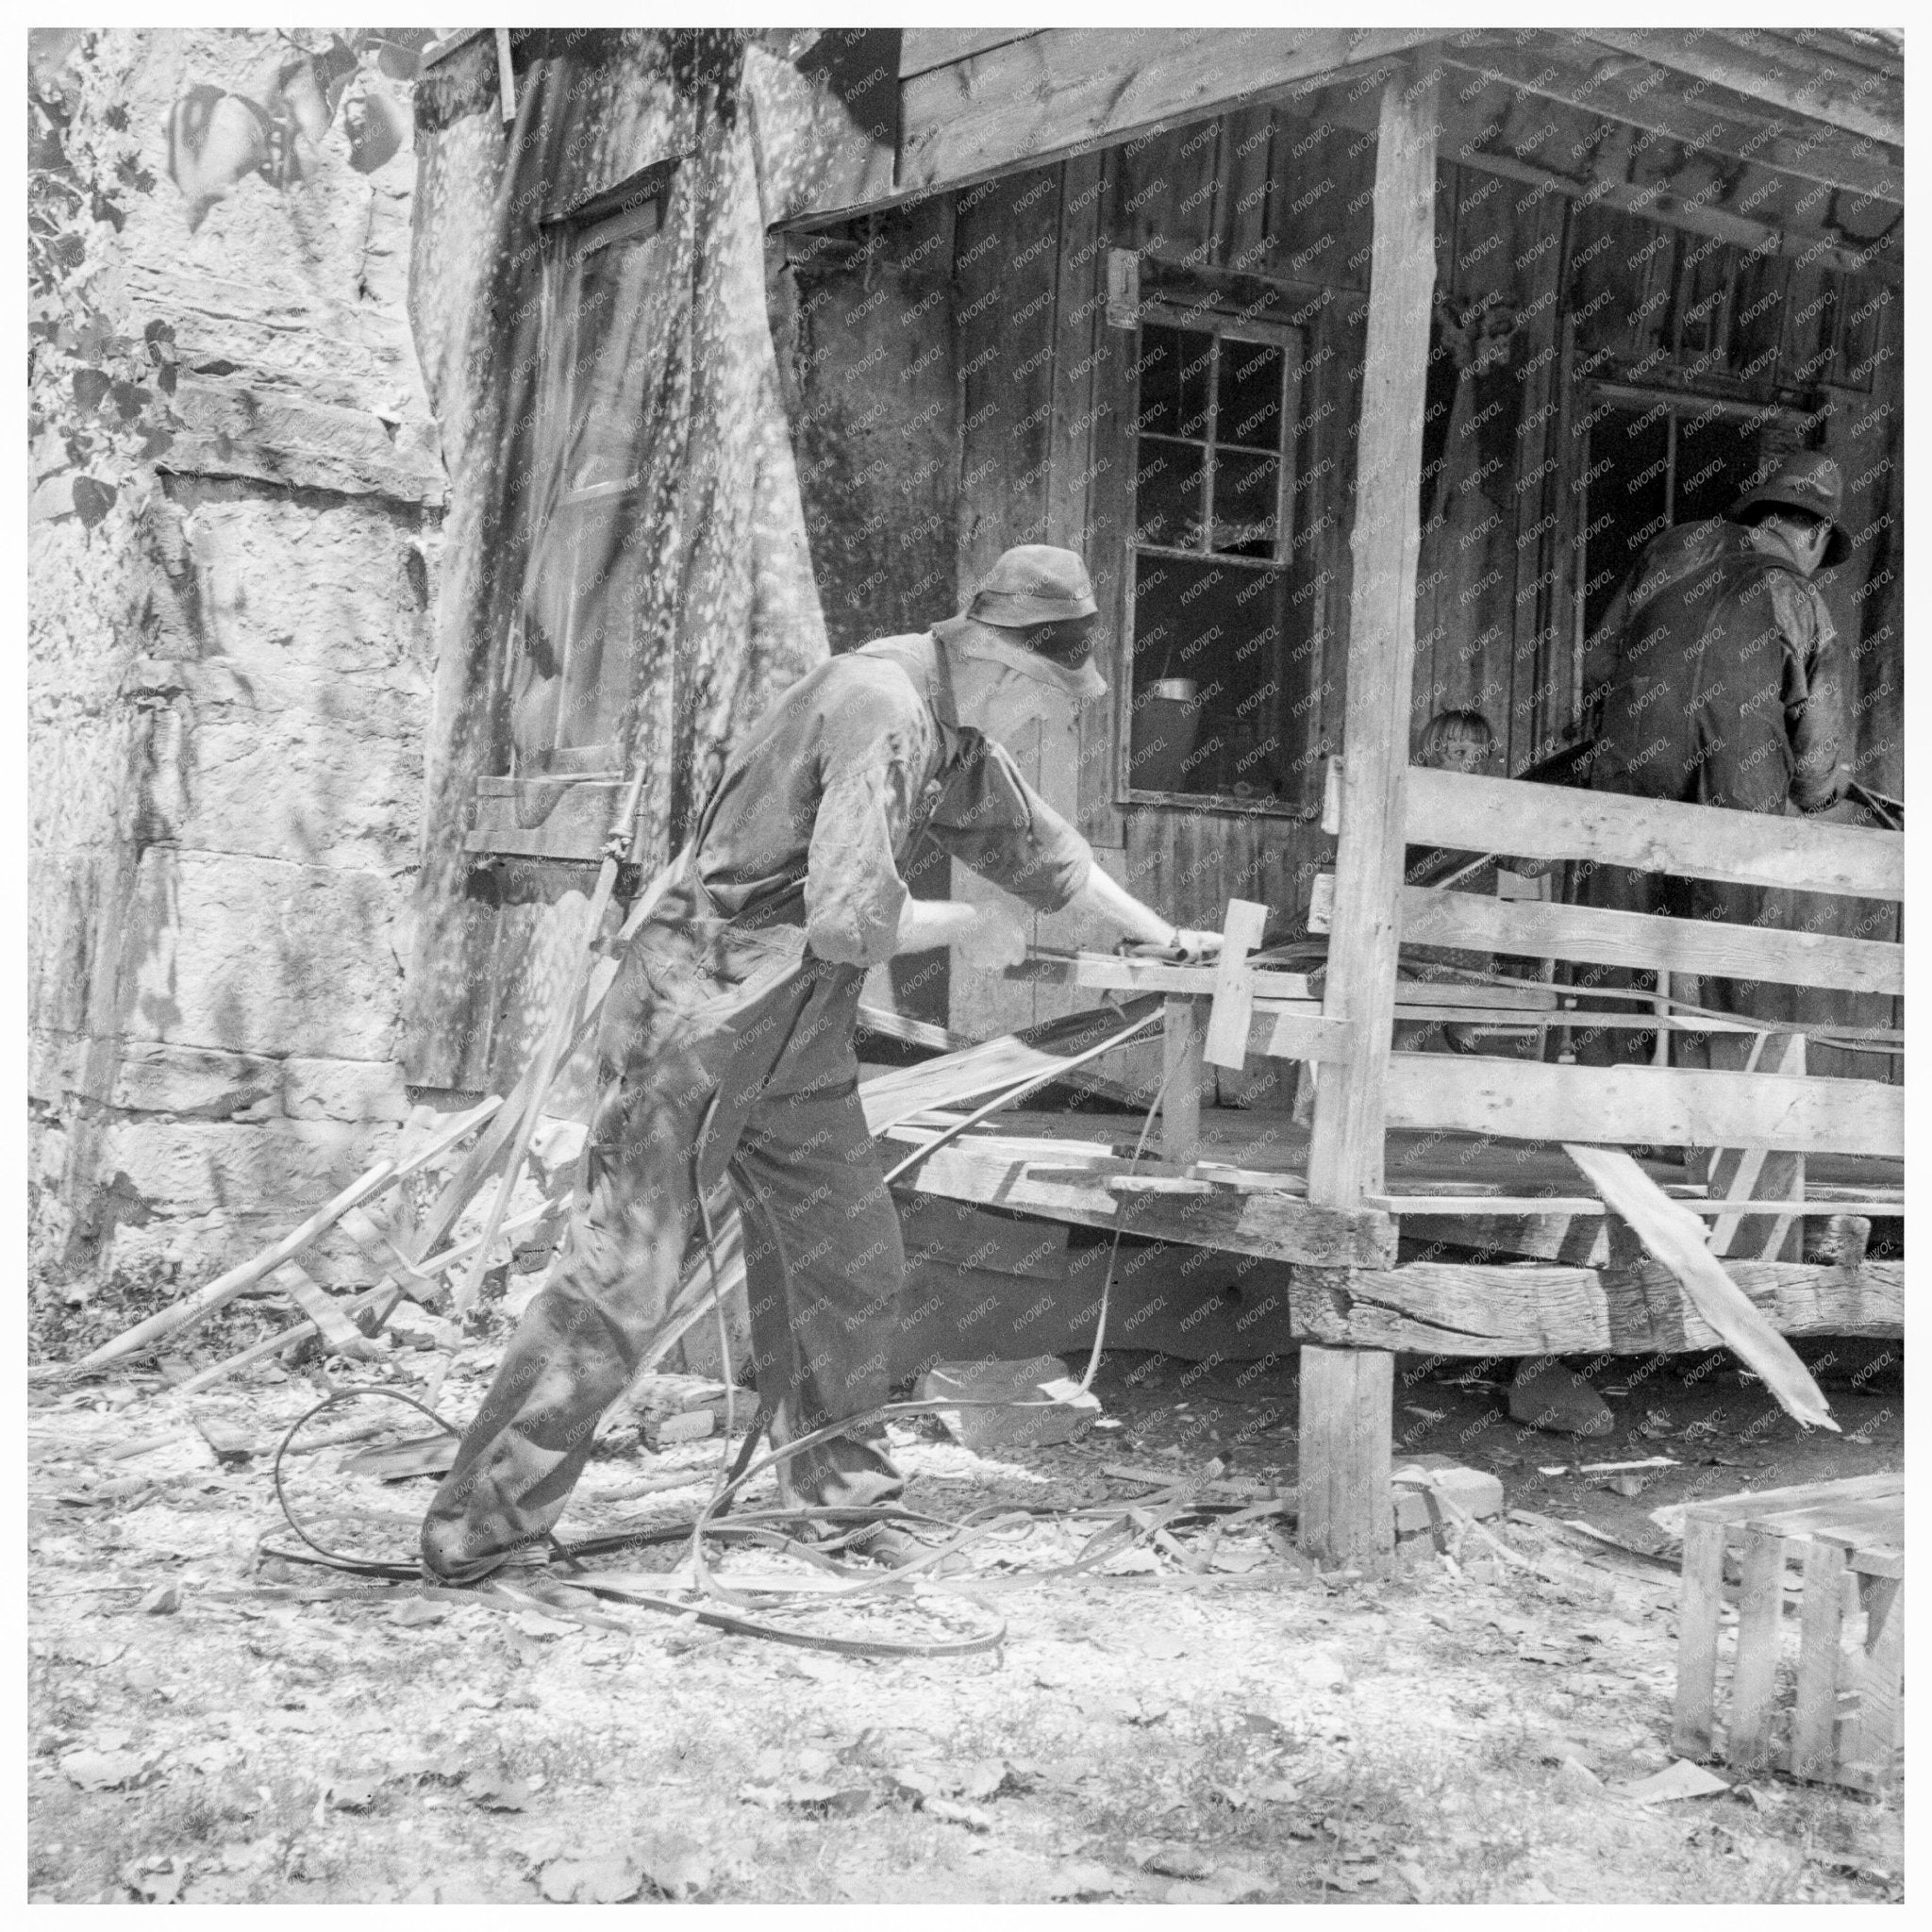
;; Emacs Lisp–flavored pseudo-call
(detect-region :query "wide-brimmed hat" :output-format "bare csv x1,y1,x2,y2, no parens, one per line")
968,544,1100,636
1729,452,1852,568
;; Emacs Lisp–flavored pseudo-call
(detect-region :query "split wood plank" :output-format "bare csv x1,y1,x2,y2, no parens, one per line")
1262,1008,1357,1065
1402,766,1904,902
1673,1513,1728,1758
892,27,1438,199
49,1099,499,1379
1203,899,1271,1069
1307,52,1440,1208
271,1260,376,1358
1387,1054,1902,1159
171,1282,404,1399
1790,1537,1849,1783
1709,1032,1806,1260
1684,1471,1903,1525
1563,1143,1833,1428
1727,1526,1790,1773
884,1136,1397,1267
1845,1575,1904,1784
1401,883,1903,996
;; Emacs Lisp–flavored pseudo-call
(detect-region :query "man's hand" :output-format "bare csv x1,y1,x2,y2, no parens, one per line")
1120,928,1224,965
955,902,1030,970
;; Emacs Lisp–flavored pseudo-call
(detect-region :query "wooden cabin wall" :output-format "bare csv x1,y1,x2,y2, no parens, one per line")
774,91,1904,1091
774,196,961,1024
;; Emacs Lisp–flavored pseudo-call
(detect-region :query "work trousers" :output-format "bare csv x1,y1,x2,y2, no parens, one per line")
422,872,906,1584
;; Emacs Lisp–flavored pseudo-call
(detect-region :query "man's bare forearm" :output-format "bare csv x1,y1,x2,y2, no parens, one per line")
1069,865,1174,948
892,898,980,956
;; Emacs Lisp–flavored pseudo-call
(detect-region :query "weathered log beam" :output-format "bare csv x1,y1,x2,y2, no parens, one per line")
1289,1257,1902,1355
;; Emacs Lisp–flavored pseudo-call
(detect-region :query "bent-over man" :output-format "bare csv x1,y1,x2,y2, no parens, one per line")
422,545,1219,1583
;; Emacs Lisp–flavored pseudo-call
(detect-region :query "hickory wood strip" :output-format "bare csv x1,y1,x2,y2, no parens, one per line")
1727,1527,1790,1774
1307,56,1440,1208
1403,767,1903,902
1672,1515,1728,1759
1400,884,1903,997
1385,1054,1904,1160
1790,1538,1848,1784
893,28,1439,197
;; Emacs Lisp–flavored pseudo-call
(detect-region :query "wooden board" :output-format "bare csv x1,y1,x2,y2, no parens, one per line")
892,28,1438,200
1581,27,1903,148
886,1135,1398,1267
1401,884,1904,996
1307,57,1440,1208
899,28,1037,78
1728,1527,1789,1772
1387,1054,1904,1159
1448,34,1901,201
1790,1537,1848,1783
1403,767,1904,903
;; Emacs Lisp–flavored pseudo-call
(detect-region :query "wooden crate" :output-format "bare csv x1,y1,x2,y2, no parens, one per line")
1673,1473,1904,1790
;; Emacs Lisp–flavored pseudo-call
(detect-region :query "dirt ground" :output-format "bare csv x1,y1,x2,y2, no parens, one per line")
27,1330,1905,1906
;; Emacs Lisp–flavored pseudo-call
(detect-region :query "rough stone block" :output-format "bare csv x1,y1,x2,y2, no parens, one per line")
100,1117,395,1220
281,1058,411,1124
125,849,402,1061
170,713,424,873
1391,1455,1506,1537
109,1041,281,1118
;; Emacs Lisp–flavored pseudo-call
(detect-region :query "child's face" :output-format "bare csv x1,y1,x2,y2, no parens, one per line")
1431,735,1491,774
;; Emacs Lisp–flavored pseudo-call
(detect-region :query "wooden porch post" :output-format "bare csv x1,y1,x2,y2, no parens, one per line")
1298,53,1440,1571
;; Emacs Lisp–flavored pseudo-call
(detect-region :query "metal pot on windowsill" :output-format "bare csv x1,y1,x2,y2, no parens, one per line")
1131,676,1203,793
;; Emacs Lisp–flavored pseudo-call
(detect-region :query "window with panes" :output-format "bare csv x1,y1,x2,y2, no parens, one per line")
1121,309,1310,808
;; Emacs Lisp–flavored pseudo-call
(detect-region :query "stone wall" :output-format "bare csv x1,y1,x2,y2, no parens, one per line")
28,29,445,1322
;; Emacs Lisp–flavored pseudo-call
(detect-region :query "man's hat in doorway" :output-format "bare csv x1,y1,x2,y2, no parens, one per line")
969,544,1100,642
1728,452,1852,569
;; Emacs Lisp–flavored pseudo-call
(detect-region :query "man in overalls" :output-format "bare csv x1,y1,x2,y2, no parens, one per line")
423,545,1219,1582
1571,452,1851,1079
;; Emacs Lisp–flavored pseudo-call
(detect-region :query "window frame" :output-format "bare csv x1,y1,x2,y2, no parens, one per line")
1114,298,1312,816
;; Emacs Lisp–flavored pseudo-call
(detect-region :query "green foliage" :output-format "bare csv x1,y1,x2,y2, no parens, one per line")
28,30,176,534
